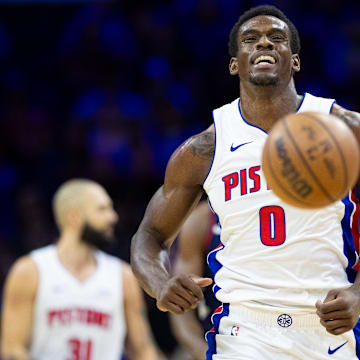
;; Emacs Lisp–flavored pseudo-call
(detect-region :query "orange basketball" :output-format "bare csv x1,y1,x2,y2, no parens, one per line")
262,112,360,209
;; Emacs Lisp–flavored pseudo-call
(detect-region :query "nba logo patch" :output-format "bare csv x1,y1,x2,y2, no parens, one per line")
231,325,240,336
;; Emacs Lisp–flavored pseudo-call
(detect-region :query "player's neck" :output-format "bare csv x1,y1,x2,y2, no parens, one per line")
56,232,97,273
239,80,301,132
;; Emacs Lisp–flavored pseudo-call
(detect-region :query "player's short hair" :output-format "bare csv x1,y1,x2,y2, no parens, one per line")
228,5,301,57
52,178,99,229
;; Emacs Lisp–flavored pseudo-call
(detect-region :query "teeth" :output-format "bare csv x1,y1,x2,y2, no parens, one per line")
254,55,276,65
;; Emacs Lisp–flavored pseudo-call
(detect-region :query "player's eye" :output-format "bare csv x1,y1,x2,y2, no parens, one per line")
243,37,257,43
271,35,285,41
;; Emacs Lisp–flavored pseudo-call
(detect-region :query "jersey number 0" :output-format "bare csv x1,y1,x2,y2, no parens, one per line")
259,205,286,246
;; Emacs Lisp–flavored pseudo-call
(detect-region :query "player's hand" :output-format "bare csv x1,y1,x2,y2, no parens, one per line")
315,286,360,335
156,274,212,314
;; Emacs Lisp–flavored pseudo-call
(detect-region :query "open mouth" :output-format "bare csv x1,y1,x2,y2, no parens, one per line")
253,55,276,65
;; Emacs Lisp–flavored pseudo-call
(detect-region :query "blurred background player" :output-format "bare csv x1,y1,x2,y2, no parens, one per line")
1,179,161,360
170,201,221,360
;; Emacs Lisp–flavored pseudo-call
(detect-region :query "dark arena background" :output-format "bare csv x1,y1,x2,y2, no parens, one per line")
0,0,359,358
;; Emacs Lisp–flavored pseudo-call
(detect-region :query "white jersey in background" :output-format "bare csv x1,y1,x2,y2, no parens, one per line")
30,245,126,360
203,92,359,311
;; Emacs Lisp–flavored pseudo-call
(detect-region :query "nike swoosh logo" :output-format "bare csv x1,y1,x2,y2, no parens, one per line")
230,141,253,152
328,341,348,355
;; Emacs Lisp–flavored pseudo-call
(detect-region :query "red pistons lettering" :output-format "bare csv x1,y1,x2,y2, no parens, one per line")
47,308,111,329
222,165,262,201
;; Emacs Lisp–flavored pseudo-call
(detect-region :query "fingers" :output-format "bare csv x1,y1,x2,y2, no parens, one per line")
156,274,206,314
192,276,213,287
157,301,183,314
326,327,350,336
323,289,339,303
316,291,356,335
319,317,353,335
316,309,351,322
320,318,352,331
316,297,347,314
179,276,205,301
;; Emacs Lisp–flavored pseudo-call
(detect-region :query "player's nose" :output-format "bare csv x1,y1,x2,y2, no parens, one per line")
110,209,119,224
256,35,274,50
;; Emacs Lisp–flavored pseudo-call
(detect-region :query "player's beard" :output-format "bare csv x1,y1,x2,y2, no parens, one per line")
80,222,115,251
249,73,279,86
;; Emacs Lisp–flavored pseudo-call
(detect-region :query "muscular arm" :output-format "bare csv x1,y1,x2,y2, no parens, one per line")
1,257,38,360
131,128,214,313
122,263,163,360
331,104,360,187
170,202,211,360
315,104,360,335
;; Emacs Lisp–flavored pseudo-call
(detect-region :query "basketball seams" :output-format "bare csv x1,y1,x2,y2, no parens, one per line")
263,133,314,207
305,114,349,197
282,117,336,203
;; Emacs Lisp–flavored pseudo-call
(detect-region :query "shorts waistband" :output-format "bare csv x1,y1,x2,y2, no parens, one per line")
232,305,321,328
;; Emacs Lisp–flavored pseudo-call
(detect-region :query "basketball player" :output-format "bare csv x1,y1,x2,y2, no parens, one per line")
170,201,221,360
131,4,360,359
1,179,161,360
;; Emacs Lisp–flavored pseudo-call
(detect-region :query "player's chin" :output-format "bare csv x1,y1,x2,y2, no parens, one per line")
249,73,279,86
106,229,115,238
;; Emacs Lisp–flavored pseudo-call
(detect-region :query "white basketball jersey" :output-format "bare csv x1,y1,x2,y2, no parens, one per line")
29,245,126,360
204,92,360,313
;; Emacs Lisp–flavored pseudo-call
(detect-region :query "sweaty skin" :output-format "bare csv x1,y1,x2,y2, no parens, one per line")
131,15,360,337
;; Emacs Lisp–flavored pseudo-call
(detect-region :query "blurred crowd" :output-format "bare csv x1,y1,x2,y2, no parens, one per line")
0,0,360,356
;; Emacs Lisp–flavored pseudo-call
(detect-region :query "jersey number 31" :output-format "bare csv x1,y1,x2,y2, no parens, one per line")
67,338,93,360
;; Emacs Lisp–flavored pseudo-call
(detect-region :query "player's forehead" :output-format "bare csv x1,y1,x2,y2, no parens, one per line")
239,15,290,36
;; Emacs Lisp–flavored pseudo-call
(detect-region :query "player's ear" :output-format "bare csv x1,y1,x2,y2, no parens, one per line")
291,54,300,73
67,208,82,228
229,57,239,75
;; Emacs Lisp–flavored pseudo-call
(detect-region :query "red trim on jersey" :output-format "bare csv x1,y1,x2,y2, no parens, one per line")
351,189,360,255
213,305,223,315
204,213,217,253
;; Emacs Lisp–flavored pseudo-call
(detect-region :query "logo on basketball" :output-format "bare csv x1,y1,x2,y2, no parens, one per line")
274,136,313,198
277,314,292,328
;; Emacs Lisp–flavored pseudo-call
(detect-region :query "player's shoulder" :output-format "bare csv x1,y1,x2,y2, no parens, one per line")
5,255,38,293
30,244,55,259
166,125,215,186
331,103,360,123
98,250,123,269
173,125,215,161
9,255,38,276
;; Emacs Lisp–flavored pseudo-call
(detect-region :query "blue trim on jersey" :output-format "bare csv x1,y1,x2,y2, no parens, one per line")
329,100,336,114
296,92,307,112
203,111,217,185
341,193,358,283
353,320,360,358
237,93,307,135
207,244,224,275
208,199,221,228
206,243,228,359
205,303,229,360
238,99,268,134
